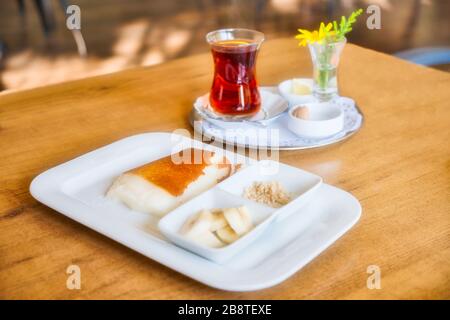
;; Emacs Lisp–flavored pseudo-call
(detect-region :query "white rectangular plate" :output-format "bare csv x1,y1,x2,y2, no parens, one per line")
30,132,361,291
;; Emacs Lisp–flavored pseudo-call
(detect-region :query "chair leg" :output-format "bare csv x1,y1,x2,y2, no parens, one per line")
17,0,26,17
33,0,56,36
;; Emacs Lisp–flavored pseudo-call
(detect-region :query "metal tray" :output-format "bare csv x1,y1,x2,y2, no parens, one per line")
189,87,364,151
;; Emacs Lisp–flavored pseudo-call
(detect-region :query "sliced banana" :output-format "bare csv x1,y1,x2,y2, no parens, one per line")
237,206,252,231
292,79,312,95
180,206,253,247
209,209,228,232
223,207,253,236
191,231,225,248
215,225,240,244
180,209,212,238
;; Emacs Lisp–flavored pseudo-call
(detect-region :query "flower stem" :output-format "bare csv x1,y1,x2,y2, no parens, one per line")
318,68,329,90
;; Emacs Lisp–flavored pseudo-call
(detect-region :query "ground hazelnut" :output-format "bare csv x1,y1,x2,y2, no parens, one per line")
292,106,309,119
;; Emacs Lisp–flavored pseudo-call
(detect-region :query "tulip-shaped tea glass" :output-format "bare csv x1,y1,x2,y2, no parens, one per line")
206,28,265,118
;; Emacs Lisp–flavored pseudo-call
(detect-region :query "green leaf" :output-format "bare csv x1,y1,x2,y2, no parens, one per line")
340,16,346,33
333,20,339,37
337,8,363,37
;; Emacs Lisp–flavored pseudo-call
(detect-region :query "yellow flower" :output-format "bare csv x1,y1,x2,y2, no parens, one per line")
295,22,334,46
319,22,333,39
295,29,320,46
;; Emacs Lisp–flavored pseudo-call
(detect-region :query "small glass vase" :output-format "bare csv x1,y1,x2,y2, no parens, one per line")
308,37,346,102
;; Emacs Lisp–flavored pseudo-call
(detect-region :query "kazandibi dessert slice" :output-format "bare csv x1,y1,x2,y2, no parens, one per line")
106,148,234,216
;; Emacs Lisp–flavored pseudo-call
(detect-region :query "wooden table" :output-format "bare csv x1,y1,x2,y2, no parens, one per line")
1,38,449,299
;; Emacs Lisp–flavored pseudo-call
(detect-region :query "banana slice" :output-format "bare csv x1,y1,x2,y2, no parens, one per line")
209,209,228,232
292,79,312,95
180,210,226,248
191,231,225,248
237,206,252,229
180,206,253,247
215,225,240,244
180,210,212,238
223,206,253,236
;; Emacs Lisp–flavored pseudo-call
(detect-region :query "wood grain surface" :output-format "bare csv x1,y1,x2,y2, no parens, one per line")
0,38,449,299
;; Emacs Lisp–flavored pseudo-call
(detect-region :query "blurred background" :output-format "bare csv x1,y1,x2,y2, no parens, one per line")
0,0,449,92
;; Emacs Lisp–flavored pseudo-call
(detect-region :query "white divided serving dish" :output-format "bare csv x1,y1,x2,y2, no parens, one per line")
30,132,361,291
159,160,322,263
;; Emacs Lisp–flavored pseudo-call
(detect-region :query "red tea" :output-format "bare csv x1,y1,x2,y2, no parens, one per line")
209,39,261,116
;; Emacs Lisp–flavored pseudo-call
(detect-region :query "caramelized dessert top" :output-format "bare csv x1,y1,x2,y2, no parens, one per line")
130,148,228,196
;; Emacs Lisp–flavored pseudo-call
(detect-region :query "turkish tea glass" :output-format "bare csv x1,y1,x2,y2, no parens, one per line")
206,28,265,118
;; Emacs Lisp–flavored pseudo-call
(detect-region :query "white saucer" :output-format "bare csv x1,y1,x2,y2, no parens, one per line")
193,88,289,126
30,133,361,291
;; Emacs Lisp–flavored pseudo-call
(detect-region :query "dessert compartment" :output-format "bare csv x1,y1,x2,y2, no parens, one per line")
158,187,277,263
218,160,322,221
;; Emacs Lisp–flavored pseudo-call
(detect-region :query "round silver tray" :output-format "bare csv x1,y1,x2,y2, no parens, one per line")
189,87,364,151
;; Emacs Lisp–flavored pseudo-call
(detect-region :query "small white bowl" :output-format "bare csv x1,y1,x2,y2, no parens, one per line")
278,79,316,106
288,102,344,138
